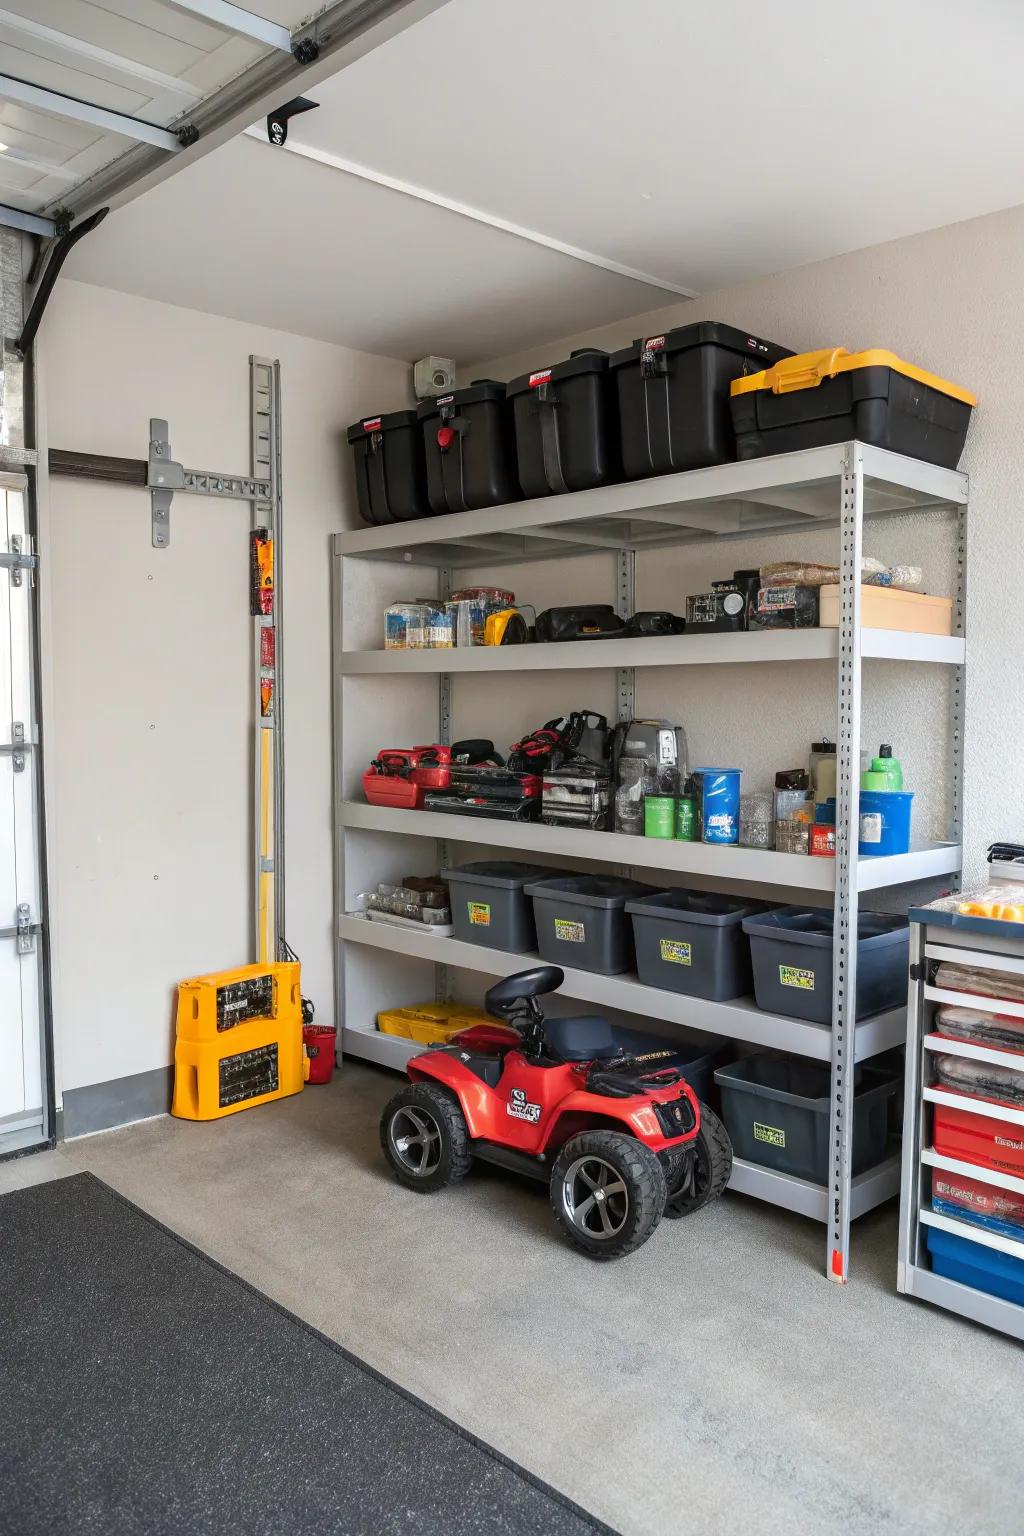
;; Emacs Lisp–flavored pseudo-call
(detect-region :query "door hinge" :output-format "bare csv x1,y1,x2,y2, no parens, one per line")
1,536,38,586
0,904,40,953
909,961,925,981
0,721,29,771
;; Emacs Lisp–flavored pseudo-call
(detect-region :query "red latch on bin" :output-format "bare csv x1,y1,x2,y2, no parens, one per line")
437,425,455,451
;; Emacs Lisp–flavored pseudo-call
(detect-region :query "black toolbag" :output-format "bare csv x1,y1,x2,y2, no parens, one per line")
534,605,625,643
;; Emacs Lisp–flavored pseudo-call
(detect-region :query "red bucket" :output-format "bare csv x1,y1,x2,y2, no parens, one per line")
303,1024,337,1085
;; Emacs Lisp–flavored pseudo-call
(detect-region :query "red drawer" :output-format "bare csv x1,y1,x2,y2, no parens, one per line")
931,1168,1024,1229
933,1103,1024,1175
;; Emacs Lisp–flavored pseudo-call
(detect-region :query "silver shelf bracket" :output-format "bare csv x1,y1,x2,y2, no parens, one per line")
148,417,273,548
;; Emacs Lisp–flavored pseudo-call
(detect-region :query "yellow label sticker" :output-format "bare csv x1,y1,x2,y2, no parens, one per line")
554,918,585,943
659,939,692,966
467,901,491,926
754,1122,786,1148
779,964,815,990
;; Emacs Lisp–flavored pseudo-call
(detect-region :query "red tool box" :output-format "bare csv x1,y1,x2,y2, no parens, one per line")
363,745,446,810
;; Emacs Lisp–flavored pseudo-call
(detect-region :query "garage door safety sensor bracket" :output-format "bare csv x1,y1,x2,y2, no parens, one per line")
147,418,272,549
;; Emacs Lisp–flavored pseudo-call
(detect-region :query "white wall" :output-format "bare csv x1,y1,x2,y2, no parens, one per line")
40,280,409,1095
467,204,1024,888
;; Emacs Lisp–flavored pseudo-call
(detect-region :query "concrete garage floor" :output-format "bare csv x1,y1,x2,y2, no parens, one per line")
2,1061,1020,1536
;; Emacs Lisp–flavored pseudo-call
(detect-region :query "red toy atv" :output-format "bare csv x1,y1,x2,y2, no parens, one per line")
379,964,733,1258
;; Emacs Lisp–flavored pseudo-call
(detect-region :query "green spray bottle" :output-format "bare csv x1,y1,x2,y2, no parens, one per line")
862,743,903,792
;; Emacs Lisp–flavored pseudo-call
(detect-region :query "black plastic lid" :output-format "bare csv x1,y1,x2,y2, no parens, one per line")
609,321,792,370
879,743,893,758
346,408,417,443
416,379,507,418
507,349,610,398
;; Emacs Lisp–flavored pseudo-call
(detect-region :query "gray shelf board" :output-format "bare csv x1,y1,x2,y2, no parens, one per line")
339,800,960,894
727,1150,901,1223
900,1264,1024,1343
333,443,968,568
337,914,905,1063
340,627,965,675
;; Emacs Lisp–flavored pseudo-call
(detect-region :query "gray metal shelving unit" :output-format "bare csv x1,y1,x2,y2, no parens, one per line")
898,918,1024,1339
331,440,969,1282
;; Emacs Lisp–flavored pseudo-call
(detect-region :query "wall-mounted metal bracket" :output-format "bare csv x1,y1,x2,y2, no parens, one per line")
147,417,273,548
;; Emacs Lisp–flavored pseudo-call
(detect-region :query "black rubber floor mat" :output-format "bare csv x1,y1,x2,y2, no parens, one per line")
0,1172,613,1536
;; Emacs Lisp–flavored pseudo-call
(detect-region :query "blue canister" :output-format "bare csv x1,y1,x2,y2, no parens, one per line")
859,789,913,855
695,768,742,844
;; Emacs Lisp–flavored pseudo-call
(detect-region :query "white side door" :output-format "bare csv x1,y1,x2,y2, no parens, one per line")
0,473,45,1148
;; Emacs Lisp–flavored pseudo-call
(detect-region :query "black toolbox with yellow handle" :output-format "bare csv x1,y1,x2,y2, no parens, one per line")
729,347,976,469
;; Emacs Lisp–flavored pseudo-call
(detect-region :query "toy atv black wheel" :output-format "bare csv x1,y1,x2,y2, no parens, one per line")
661,1102,733,1219
380,1083,472,1193
550,1130,666,1259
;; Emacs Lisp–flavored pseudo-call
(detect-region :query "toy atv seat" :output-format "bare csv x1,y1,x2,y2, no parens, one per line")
484,964,564,1009
485,965,619,1062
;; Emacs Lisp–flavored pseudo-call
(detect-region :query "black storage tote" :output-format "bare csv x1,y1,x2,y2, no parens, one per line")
417,380,518,514
346,410,429,525
609,321,792,479
508,349,620,497
729,347,976,470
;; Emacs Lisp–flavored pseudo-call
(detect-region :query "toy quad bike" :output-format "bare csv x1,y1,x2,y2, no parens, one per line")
379,964,733,1258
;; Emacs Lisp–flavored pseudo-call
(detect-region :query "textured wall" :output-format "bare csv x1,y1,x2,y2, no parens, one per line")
467,204,1024,887
40,281,410,1093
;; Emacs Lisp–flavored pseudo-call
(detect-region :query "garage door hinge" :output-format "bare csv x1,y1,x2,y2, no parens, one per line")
0,721,30,771
1,536,38,586
0,904,40,952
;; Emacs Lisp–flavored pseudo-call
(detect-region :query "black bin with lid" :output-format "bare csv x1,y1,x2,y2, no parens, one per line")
610,322,793,478
417,380,518,514
508,349,620,498
346,409,429,525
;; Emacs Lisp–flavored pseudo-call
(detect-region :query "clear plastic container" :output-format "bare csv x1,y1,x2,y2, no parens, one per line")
739,791,774,849
385,602,431,649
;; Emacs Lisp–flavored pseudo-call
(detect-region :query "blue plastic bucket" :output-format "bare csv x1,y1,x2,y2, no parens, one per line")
858,789,913,855
695,768,741,844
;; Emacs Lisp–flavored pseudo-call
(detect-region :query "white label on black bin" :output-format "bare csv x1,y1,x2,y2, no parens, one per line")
657,730,677,763
723,592,744,616
860,812,883,844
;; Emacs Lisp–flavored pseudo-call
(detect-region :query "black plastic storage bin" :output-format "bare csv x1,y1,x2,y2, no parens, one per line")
611,1025,730,1108
610,322,792,479
626,890,768,1001
742,907,909,1024
508,349,620,497
441,861,556,952
729,347,976,470
525,875,653,975
417,380,518,514
346,410,429,525
714,1054,899,1182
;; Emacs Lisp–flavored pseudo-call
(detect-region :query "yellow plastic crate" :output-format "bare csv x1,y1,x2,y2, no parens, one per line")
171,962,304,1122
175,961,300,1043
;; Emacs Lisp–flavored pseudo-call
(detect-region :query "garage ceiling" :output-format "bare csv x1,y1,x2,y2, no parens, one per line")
17,0,1024,362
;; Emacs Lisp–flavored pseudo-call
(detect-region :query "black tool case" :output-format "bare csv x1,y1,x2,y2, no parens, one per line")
346,409,429,525
729,347,976,470
610,322,792,479
508,349,620,497
417,380,518,514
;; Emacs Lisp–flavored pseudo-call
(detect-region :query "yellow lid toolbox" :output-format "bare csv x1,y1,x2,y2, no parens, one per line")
729,347,975,469
376,1001,499,1046
171,962,304,1120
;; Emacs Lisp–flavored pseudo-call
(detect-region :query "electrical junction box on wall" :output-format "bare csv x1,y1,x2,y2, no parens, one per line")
414,356,455,398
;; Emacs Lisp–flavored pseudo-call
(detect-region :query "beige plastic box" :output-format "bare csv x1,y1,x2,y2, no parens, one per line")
818,585,953,635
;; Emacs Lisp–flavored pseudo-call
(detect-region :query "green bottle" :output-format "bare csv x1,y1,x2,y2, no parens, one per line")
861,743,903,792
